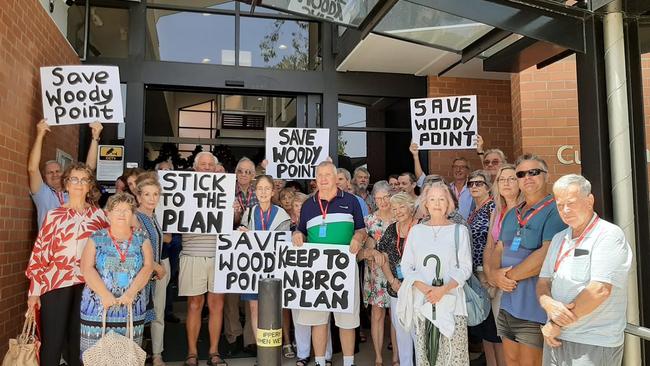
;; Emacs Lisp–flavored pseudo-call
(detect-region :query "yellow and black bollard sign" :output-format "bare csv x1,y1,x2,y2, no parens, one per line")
257,278,282,366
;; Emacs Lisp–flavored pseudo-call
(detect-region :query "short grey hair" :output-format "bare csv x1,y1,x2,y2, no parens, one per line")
337,168,351,182
515,153,548,172
353,166,370,179
235,156,254,170
193,152,219,170
155,160,174,170
468,170,491,189
485,149,507,163
553,174,592,197
316,161,337,176
371,180,391,197
44,160,61,167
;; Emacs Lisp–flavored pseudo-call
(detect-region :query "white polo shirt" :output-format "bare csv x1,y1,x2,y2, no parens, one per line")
540,217,632,347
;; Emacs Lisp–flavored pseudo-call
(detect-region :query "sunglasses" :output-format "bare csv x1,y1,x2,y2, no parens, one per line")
515,168,547,178
236,169,254,176
484,159,501,166
467,181,487,188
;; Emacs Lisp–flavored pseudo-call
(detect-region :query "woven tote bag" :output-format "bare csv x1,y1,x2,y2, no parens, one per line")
82,306,146,366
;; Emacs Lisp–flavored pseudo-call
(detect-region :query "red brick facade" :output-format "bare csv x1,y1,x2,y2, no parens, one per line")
0,0,80,353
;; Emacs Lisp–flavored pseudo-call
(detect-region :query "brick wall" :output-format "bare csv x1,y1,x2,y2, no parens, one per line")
426,76,513,181
0,0,80,353
510,57,581,183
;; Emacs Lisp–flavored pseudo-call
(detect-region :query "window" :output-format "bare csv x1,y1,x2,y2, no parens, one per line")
88,7,130,58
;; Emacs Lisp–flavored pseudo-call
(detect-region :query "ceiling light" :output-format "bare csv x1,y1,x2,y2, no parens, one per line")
278,44,288,50
202,58,211,63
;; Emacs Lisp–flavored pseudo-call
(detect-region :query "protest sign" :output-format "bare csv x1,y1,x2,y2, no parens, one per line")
96,145,124,182
156,171,236,234
214,231,291,294
266,127,329,179
410,95,477,150
276,242,355,313
40,65,124,125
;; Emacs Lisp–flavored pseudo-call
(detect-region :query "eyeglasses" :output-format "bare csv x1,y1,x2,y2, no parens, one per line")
497,177,518,184
375,195,391,202
67,177,91,185
515,168,547,178
467,181,487,188
483,159,501,166
452,165,469,170
236,169,254,176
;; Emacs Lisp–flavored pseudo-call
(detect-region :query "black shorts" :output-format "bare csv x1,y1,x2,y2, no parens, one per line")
469,310,502,343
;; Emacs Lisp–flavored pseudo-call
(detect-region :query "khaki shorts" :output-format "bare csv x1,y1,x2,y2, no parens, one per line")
296,267,360,330
179,255,215,296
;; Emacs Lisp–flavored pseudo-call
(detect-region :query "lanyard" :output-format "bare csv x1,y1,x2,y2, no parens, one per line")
51,187,65,205
468,198,493,224
109,229,133,263
317,192,331,221
237,187,253,209
553,215,600,272
515,196,554,228
259,205,272,230
395,221,413,258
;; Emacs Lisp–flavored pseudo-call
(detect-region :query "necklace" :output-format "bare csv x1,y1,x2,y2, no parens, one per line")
431,225,443,240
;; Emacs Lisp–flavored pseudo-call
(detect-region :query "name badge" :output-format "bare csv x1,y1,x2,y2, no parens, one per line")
395,265,404,280
319,223,327,238
116,272,130,288
510,236,522,252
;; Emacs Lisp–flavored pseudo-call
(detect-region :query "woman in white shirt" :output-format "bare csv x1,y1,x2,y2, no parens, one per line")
399,182,472,366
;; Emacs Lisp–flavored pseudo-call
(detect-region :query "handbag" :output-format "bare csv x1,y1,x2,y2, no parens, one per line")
2,312,39,366
82,306,146,366
453,224,491,327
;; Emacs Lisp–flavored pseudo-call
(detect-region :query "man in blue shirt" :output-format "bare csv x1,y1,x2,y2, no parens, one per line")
492,154,567,365
28,119,102,228
449,157,473,219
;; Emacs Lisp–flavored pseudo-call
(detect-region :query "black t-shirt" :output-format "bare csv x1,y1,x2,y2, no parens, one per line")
376,222,406,298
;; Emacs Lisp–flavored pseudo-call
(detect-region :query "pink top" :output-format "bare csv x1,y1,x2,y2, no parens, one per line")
491,210,505,242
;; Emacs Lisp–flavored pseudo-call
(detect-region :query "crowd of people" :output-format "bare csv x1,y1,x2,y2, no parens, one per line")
24,118,633,366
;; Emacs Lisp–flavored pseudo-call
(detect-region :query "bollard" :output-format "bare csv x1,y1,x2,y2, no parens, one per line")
257,278,282,366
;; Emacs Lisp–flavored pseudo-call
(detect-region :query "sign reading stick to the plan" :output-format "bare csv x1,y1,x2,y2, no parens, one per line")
266,128,329,179
276,242,356,313
156,171,236,234
40,65,124,125
410,95,478,150
214,231,290,294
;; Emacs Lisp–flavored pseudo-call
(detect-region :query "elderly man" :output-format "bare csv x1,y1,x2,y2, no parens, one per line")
293,161,367,366
337,168,369,217
28,119,103,228
450,157,473,219
352,167,375,212
179,151,227,366
536,174,631,366
492,154,567,366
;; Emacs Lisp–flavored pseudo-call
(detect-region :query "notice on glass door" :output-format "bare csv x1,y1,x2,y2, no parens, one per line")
410,95,478,150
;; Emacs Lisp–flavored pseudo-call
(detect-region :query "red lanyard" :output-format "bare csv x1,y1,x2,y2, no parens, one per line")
238,187,252,209
554,215,600,272
259,205,272,230
468,198,493,224
51,188,65,205
317,192,331,220
395,221,413,257
109,229,133,263
516,196,554,228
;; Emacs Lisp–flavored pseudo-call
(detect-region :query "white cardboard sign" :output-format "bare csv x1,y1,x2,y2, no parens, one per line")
156,171,236,235
276,242,356,313
410,95,478,150
265,127,329,179
213,231,291,294
40,65,124,125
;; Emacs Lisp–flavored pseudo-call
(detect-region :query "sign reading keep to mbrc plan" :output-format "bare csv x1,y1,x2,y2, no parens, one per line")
214,231,291,294
156,171,236,234
266,128,329,179
276,242,356,313
40,65,124,125
410,95,478,150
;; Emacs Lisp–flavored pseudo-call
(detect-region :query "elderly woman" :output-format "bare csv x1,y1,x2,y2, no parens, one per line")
466,171,504,366
357,181,395,366
239,175,291,358
279,187,296,219
25,162,108,366
79,192,154,356
398,182,472,366
369,192,417,366
134,172,169,366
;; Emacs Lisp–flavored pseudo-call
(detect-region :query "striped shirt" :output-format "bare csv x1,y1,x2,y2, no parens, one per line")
297,189,365,245
181,234,217,257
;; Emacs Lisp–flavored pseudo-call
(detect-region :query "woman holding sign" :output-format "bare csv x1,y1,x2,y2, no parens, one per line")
239,175,292,358
397,182,472,366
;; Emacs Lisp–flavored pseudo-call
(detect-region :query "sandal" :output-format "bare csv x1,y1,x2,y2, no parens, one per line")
207,352,228,366
183,354,198,366
296,357,310,366
326,360,332,366
283,344,296,358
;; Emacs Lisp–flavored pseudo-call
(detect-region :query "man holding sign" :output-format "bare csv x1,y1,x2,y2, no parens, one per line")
292,161,367,366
